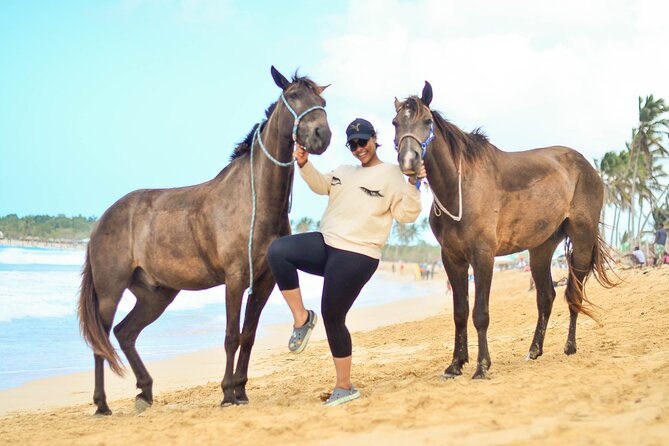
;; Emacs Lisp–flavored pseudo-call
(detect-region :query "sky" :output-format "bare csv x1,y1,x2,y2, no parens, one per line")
1,0,668,228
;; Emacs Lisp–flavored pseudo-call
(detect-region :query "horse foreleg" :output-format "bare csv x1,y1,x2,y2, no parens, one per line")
234,269,275,404
441,252,470,378
471,254,494,379
114,286,178,412
221,280,244,407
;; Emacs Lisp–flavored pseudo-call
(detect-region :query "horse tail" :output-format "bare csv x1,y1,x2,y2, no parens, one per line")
564,228,618,321
78,249,125,376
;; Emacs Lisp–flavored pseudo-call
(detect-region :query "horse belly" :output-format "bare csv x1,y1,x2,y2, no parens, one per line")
496,215,565,255
137,215,223,290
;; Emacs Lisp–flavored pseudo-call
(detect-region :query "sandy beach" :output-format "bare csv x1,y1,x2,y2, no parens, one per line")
1,265,668,445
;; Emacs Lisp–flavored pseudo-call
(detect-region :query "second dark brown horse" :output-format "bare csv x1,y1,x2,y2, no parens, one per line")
393,82,615,380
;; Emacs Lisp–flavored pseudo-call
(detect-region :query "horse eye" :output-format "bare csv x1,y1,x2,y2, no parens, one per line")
424,119,433,126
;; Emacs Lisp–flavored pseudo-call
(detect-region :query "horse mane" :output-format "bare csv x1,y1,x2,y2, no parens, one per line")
229,72,321,162
229,101,277,162
405,96,494,165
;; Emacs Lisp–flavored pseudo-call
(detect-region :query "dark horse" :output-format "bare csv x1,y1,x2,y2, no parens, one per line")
78,67,331,415
392,82,615,379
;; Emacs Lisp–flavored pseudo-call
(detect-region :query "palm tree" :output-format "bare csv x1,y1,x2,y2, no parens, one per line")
627,95,669,245
293,217,315,233
597,150,632,246
392,222,419,247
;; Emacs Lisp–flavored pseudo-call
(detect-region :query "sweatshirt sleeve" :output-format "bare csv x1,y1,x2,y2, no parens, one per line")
390,179,422,223
299,160,333,196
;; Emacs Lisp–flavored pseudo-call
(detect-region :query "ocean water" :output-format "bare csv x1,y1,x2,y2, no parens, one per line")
0,245,430,390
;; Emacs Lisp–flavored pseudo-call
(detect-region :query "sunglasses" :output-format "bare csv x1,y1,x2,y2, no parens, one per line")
347,139,369,151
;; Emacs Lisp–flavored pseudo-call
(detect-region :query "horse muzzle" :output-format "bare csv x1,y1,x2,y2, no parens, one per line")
304,125,332,155
398,143,421,176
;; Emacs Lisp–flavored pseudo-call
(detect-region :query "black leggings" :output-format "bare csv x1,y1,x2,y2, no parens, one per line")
267,232,379,358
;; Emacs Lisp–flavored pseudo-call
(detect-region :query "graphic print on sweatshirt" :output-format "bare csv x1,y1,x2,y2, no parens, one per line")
331,176,342,186
359,186,384,198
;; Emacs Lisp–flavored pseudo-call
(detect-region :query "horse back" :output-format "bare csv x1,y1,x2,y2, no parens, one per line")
431,145,602,259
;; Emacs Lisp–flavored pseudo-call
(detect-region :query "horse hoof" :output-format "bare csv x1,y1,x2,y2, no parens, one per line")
472,369,489,380
94,408,112,416
235,399,249,406
135,397,152,413
526,350,541,361
443,365,462,378
220,400,236,408
564,343,577,355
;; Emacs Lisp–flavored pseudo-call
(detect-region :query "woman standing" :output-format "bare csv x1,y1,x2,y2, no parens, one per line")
267,118,424,406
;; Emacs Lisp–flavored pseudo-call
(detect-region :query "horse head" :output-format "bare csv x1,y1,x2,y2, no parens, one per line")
392,81,434,175
270,66,332,154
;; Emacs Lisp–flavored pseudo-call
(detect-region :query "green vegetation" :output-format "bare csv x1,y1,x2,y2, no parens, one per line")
0,214,96,240
381,241,440,263
596,94,669,248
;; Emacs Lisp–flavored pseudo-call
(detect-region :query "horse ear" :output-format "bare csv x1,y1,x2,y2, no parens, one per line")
318,83,331,94
394,97,402,112
421,81,433,107
271,66,290,90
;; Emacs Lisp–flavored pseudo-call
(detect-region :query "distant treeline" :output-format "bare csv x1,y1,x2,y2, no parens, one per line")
0,214,442,259
0,214,96,241
381,242,441,263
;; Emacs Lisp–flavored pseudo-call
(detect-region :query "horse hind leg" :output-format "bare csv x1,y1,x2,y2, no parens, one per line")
234,269,275,404
563,219,598,356
92,288,124,416
113,285,178,412
527,235,563,360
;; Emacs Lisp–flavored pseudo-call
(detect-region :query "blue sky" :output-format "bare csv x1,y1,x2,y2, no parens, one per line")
1,0,668,225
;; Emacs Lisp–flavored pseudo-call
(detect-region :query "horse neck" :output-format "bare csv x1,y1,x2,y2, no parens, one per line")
425,133,461,211
251,112,295,213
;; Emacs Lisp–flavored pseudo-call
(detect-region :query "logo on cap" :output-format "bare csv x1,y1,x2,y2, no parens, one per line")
349,122,361,131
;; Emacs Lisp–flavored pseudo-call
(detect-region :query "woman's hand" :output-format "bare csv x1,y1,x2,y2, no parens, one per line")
294,144,309,168
407,161,427,185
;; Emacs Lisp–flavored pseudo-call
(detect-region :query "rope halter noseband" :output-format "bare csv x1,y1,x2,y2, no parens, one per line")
248,92,327,293
280,93,327,147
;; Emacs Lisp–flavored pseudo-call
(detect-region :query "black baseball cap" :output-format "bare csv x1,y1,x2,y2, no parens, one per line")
346,118,375,142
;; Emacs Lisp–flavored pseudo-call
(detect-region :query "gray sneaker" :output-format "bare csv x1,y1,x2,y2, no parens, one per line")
323,386,360,407
288,310,317,353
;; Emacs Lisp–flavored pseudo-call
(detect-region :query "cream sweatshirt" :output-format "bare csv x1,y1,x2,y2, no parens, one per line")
299,160,422,259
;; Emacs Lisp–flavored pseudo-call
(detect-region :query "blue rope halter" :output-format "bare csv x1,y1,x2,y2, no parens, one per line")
394,121,435,159
394,122,435,190
247,93,326,294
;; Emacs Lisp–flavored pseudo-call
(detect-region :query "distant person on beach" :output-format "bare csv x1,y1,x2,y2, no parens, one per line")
654,224,667,266
632,246,646,266
267,118,424,407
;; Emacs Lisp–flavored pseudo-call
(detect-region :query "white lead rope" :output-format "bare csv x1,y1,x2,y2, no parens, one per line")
247,94,326,294
430,158,463,221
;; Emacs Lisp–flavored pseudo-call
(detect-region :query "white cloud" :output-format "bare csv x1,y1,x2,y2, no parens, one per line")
316,0,669,160
286,0,669,229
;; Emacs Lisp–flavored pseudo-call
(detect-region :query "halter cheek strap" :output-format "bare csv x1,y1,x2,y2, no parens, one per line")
280,93,327,147
395,122,435,190
394,122,435,159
